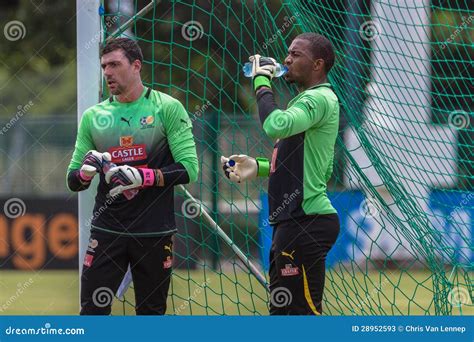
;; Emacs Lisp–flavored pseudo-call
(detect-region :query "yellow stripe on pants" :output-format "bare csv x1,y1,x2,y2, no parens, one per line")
302,265,321,315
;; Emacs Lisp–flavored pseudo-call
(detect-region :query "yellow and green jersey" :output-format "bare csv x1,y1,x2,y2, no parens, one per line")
67,87,198,236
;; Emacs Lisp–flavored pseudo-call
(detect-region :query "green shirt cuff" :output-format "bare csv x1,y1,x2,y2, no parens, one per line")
256,157,270,177
253,76,271,92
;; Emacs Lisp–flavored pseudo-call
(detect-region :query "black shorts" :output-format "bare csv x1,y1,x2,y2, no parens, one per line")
80,229,173,315
269,214,340,315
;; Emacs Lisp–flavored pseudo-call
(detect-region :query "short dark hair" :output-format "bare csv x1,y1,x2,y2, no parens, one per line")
100,38,143,65
295,33,335,73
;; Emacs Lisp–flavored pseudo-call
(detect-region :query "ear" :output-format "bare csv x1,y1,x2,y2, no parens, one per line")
132,60,142,73
313,58,324,72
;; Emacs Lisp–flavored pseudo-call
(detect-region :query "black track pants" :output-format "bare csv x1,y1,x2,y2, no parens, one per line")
269,214,340,315
80,229,173,315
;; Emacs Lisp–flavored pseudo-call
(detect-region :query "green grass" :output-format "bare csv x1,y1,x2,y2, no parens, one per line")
0,270,79,315
324,267,473,315
0,269,471,315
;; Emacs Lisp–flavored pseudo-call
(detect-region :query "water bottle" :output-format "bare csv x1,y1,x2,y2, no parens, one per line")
102,160,139,200
243,60,288,78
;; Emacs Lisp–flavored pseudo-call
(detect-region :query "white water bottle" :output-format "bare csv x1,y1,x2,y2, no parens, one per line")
242,61,288,78
102,160,139,200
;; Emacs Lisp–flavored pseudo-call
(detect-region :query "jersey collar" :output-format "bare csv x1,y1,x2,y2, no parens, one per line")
109,86,151,103
307,82,332,90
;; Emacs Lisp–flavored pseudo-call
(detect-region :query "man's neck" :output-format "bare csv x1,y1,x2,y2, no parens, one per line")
298,75,328,92
117,83,144,103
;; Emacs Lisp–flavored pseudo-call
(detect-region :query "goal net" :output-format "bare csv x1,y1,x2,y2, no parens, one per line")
83,0,473,315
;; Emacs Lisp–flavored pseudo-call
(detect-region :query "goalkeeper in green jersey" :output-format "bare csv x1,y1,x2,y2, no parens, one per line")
222,33,340,315
67,38,198,315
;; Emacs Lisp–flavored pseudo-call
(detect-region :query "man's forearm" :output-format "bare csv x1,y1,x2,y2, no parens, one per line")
159,162,191,186
67,169,92,192
256,86,278,127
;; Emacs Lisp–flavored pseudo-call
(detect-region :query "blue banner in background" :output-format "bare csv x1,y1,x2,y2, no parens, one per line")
0,316,471,342
258,192,273,271
258,191,473,267
326,191,367,267
429,190,473,263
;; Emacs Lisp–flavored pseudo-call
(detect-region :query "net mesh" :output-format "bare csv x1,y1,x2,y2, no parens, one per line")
98,0,473,315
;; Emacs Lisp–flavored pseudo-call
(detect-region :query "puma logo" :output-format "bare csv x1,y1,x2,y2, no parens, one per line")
164,244,172,252
281,250,295,261
121,116,132,126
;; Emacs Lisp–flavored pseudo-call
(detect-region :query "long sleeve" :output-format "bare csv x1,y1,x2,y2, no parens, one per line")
161,99,199,185
257,88,329,139
66,111,96,191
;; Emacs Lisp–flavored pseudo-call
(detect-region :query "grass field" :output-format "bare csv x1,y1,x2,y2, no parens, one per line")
0,269,471,315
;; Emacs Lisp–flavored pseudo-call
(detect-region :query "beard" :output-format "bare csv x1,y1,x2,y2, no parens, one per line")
109,83,125,95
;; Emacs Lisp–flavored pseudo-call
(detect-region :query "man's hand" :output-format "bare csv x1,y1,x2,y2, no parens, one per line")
105,165,143,197
80,150,111,181
221,154,258,183
249,54,277,79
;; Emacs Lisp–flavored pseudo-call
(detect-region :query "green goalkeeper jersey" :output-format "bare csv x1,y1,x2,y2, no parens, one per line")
67,87,198,236
257,83,339,223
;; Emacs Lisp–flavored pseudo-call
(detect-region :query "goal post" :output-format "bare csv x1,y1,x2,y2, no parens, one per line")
76,0,101,309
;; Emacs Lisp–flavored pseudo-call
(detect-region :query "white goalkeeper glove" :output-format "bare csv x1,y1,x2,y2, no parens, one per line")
248,54,277,79
80,150,111,181
221,154,258,183
105,165,143,197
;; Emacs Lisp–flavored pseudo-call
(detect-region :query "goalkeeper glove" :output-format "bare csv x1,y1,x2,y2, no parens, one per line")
105,165,158,197
248,54,277,79
221,154,259,183
249,54,277,91
80,150,111,182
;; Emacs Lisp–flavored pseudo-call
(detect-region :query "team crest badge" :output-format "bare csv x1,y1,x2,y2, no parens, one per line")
120,136,134,147
140,115,155,129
